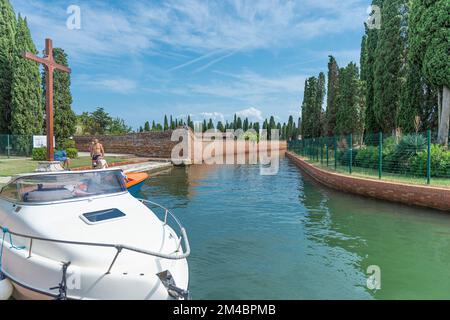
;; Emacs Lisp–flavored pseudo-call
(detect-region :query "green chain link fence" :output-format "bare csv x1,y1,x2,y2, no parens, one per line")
289,130,450,187
0,134,33,158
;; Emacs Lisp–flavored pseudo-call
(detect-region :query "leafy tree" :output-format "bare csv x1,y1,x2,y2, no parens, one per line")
109,117,132,134
9,16,43,153
0,0,16,133
90,107,111,135
144,121,150,132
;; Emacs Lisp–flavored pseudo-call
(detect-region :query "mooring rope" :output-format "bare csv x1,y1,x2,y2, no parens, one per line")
0,227,26,279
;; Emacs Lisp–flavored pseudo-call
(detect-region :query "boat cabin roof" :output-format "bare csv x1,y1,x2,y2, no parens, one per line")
0,169,127,204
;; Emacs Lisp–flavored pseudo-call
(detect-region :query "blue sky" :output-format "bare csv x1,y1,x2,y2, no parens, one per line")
11,0,370,129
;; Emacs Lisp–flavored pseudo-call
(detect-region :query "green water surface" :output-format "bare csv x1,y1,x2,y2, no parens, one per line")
140,158,450,300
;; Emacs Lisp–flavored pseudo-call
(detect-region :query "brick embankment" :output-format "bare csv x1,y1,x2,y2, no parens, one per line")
286,151,450,212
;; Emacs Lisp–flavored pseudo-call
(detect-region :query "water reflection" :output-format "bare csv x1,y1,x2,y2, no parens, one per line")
139,159,450,300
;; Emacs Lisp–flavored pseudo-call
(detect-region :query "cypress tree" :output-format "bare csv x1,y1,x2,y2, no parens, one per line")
316,72,326,137
9,16,43,152
144,121,150,131
364,0,384,134
414,0,450,145
301,77,318,138
207,118,214,130
373,0,407,133
42,48,76,147
236,117,243,130
336,63,365,135
326,56,339,136
163,115,169,131
360,35,369,83
0,0,16,133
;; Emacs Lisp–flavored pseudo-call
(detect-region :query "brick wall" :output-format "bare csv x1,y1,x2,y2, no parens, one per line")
74,129,287,161
74,131,179,159
286,151,450,212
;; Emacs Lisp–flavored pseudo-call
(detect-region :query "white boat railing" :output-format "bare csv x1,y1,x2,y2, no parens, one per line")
0,199,190,276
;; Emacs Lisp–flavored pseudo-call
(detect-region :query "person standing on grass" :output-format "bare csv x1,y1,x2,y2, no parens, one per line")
91,139,105,168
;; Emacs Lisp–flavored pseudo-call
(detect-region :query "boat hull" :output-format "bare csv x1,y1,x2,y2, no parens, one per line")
0,188,189,300
126,173,149,196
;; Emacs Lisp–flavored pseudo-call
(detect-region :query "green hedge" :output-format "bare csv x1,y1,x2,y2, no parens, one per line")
355,146,379,169
66,148,78,159
411,145,450,177
32,147,47,161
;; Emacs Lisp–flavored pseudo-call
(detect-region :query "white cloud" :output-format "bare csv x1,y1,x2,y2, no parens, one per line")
236,107,264,122
11,0,368,63
199,112,226,123
75,75,138,94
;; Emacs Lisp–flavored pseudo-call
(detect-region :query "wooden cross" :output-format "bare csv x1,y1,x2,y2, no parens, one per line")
23,38,71,161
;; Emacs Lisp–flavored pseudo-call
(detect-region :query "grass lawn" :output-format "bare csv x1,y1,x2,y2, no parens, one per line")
0,156,131,177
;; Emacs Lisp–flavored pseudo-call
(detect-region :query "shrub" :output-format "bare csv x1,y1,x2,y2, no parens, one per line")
66,148,79,159
337,148,358,166
384,134,427,173
393,134,426,159
382,136,396,157
59,139,76,150
32,147,47,161
355,146,379,169
411,145,450,177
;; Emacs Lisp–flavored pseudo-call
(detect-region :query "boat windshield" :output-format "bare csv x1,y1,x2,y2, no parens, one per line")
0,170,127,203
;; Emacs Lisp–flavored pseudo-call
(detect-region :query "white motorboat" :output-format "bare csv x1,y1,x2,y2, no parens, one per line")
0,169,190,300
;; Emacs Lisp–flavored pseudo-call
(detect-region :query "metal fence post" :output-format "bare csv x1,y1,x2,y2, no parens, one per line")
334,136,337,170
7,134,10,158
378,132,382,179
349,134,353,174
427,129,431,185
320,138,323,165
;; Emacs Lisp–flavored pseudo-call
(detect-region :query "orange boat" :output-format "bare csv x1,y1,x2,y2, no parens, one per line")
125,172,149,196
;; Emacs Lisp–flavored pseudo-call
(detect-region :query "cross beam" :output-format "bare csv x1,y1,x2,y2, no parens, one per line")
23,38,71,161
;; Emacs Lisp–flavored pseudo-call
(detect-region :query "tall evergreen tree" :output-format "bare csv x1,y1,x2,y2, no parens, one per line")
336,63,365,135
373,0,407,133
408,0,449,145
0,0,16,133
326,56,339,136
144,121,150,131
42,48,76,147
163,115,169,131
360,35,369,83
316,72,326,136
364,0,384,134
301,77,317,138
399,1,438,132
9,16,43,152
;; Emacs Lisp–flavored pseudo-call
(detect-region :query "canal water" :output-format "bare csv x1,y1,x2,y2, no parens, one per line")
139,158,450,300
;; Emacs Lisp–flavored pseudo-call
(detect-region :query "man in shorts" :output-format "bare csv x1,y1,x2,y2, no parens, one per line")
91,139,105,168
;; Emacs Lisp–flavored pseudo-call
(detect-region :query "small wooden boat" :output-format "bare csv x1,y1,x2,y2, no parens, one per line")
126,172,149,196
